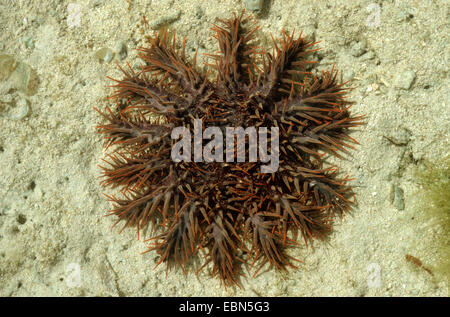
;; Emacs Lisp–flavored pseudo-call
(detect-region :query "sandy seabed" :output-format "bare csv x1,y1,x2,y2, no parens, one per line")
0,0,448,296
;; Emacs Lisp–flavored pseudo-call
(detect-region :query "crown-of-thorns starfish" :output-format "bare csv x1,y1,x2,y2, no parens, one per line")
95,11,364,287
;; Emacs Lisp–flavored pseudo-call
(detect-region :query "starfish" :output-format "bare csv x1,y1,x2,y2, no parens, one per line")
94,11,364,287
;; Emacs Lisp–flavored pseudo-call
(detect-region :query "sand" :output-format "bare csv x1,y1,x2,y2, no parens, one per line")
0,0,448,296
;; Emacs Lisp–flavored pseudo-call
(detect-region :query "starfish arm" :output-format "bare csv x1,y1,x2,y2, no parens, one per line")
253,30,318,102
209,11,260,93
138,30,210,104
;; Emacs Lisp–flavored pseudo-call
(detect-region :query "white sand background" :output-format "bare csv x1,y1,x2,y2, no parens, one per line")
0,0,448,296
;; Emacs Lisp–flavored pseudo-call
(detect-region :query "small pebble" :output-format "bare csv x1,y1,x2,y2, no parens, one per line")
245,0,265,13
0,54,17,81
115,42,127,60
390,129,411,145
245,0,265,12
22,35,35,49
95,47,115,63
9,61,39,95
360,51,375,61
0,42,4,51
394,70,416,90
389,184,395,203
10,98,30,120
350,40,367,57
393,185,405,210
